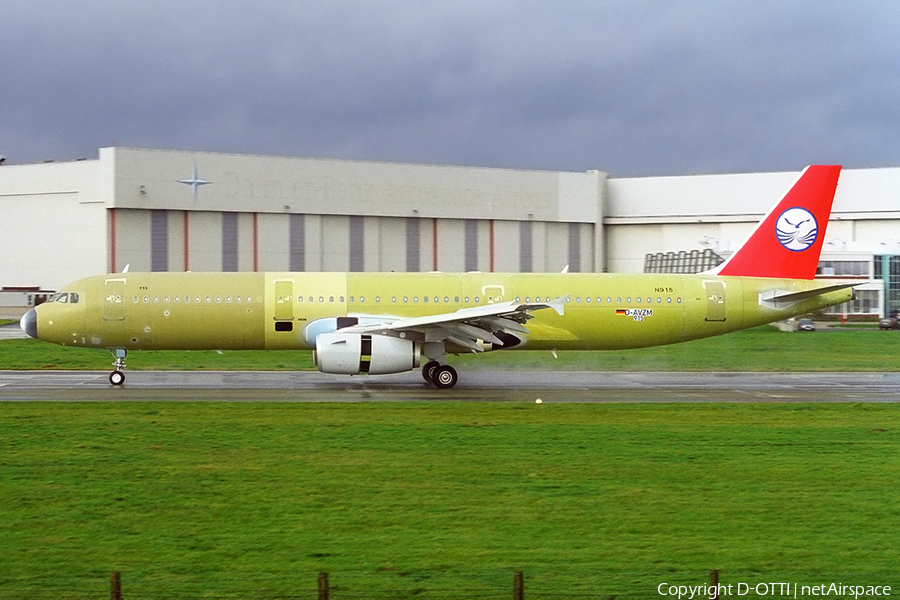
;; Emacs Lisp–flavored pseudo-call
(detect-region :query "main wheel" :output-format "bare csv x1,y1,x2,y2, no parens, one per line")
432,365,458,389
109,370,125,386
422,360,440,383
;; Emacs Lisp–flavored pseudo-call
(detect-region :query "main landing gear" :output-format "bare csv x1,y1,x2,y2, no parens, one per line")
109,349,127,386
421,360,458,389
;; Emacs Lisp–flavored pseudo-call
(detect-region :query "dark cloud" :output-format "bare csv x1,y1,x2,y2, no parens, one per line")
1,0,898,175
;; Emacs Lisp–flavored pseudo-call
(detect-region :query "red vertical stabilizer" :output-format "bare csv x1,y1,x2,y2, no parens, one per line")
712,165,841,280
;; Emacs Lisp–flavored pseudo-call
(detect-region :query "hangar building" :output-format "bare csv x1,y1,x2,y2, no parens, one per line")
2,147,898,317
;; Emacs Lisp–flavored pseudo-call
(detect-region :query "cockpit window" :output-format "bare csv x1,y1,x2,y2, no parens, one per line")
69,293,79,304
56,293,69,304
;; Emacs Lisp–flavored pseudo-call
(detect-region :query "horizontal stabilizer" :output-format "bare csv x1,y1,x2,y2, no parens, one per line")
759,283,857,308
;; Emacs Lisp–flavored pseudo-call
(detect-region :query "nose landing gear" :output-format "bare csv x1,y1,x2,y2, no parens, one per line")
109,349,127,386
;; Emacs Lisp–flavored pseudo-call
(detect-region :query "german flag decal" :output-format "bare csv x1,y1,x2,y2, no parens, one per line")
617,308,653,321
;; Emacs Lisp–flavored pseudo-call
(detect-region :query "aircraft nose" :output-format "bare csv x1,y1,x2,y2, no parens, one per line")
20,308,38,339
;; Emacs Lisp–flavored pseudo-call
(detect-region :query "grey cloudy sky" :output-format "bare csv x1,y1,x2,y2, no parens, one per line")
2,1,898,176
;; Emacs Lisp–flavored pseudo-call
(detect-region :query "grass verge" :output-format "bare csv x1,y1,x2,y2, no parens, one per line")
1,402,898,598
3,326,900,371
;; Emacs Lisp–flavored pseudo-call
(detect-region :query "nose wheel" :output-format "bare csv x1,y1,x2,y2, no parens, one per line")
109,349,127,386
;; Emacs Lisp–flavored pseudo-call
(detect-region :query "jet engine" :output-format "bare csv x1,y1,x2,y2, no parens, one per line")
314,332,420,375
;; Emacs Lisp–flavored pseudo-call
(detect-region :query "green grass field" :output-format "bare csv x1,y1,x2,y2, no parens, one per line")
3,326,900,372
1,402,898,599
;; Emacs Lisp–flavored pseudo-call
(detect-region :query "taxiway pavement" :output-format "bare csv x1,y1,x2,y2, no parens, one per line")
1,370,899,402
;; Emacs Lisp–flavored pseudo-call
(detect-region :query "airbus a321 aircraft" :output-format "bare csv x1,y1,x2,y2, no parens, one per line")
21,165,855,389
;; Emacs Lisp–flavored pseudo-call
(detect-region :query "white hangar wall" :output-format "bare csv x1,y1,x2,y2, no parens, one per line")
2,146,900,292
0,159,109,288
106,148,606,281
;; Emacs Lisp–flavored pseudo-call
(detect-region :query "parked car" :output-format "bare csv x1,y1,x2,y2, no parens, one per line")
879,317,900,330
797,318,816,332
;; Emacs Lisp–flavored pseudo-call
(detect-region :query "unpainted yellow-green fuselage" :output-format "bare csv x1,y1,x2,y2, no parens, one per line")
34,272,853,353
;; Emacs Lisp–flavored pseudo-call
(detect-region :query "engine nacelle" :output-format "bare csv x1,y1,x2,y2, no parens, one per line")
314,333,421,375
302,316,390,346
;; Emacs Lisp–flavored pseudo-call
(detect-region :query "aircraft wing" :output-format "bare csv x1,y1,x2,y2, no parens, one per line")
343,296,568,352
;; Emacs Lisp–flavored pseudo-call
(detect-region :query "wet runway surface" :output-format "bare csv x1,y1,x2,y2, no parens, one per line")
1,370,899,402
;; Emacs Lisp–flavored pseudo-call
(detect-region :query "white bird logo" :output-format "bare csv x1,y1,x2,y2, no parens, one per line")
775,208,818,251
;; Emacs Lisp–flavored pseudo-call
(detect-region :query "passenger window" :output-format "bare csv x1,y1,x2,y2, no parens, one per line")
475,297,480,303
392,297,397,303
144,296,150,303
359,297,365,303
444,297,449,303
349,296,354,303
657,297,662,303
586,297,591,303
308,296,313,303
205,296,211,303
616,297,622,303
647,297,651,303
154,297,160,303
576,297,581,303
455,296,459,302
667,297,672,304
133,296,139,303
626,297,632,303
414,297,418,302
318,296,324,303
195,296,200,303
607,297,612,303
637,297,641,303
164,296,170,303
423,296,428,303
226,296,231,303
329,296,334,303
375,296,381,303
340,296,344,303
465,297,469,303
677,298,682,303
175,296,180,303
526,297,530,302
434,297,439,303
236,296,241,303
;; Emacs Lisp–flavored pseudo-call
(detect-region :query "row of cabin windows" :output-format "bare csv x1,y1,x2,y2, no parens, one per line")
132,294,683,306
134,295,255,304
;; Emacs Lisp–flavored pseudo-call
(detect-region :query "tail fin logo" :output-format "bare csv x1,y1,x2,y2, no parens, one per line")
775,207,818,252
